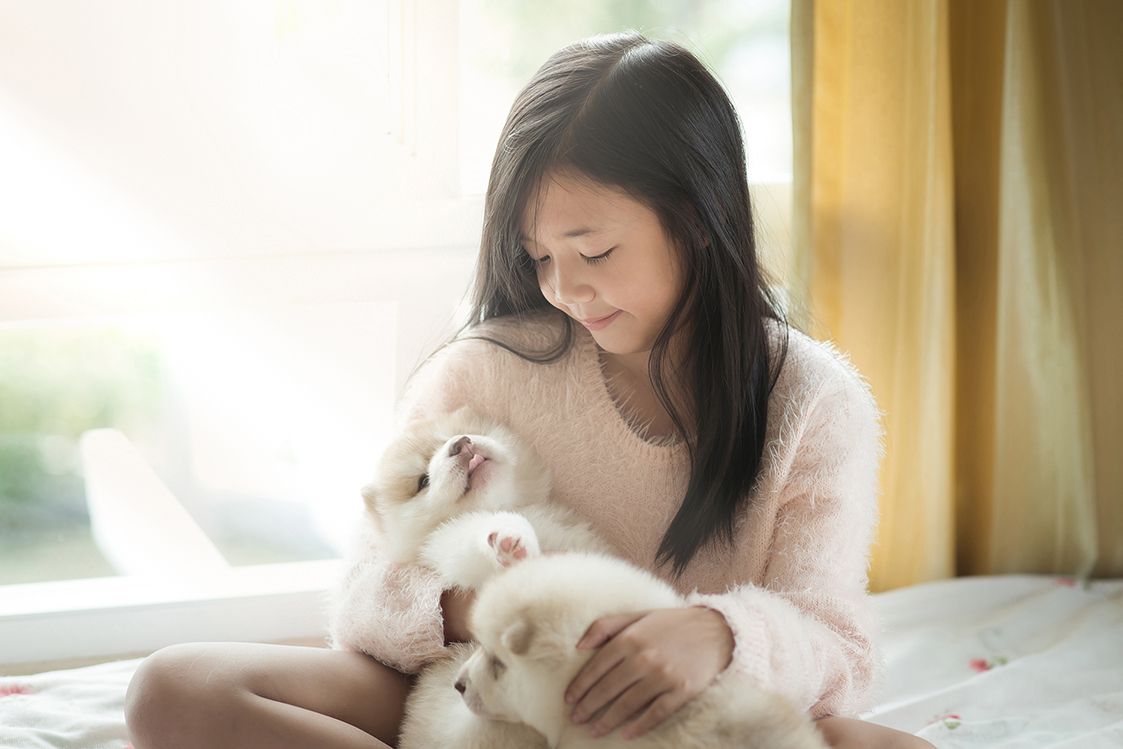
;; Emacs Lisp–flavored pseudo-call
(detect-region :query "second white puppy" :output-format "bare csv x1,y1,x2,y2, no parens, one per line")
457,552,829,749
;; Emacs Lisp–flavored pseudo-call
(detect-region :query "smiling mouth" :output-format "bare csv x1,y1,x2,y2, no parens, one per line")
579,311,621,331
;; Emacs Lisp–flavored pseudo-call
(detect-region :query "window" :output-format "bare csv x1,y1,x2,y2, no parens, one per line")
0,0,792,666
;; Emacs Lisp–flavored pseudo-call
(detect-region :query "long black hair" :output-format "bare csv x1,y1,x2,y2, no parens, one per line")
467,31,787,575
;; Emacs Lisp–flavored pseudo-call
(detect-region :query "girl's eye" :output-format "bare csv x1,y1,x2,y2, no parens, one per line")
583,248,614,264
417,474,430,492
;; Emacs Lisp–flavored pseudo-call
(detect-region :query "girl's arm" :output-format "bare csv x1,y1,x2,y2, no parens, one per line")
567,359,882,734
685,366,883,719
440,587,476,644
327,523,450,673
328,342,479,669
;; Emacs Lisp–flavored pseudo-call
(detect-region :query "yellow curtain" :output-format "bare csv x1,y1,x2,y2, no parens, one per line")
790,0,1123,592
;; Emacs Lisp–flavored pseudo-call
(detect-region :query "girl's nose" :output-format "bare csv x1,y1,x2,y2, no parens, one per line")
547,262,594,305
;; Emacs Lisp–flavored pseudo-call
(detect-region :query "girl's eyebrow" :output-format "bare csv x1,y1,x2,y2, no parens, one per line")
519,227,604,244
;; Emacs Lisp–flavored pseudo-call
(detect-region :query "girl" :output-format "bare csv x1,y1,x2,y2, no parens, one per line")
126,32,933,749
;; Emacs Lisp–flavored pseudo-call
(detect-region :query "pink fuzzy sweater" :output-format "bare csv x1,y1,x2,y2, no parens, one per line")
329,312,883,718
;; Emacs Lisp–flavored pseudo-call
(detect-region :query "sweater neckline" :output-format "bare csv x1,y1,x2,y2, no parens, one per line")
574,326,685,454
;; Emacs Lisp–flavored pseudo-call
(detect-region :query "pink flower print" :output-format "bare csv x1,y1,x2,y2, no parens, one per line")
970,656,1008,672
0,683,35,698
928,713,962,729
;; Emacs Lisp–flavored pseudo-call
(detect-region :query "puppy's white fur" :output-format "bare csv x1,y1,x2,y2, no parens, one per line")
362,406,611,590
399,642,546,749
457,553,829,749
363,407,606,748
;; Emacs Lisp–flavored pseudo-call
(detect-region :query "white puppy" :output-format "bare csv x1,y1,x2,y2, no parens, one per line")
362,407,608,748
362,406,611,590
456,552,829,749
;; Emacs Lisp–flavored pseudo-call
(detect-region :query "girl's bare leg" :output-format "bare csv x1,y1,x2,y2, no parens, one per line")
816,716,936,748
125,642,412,749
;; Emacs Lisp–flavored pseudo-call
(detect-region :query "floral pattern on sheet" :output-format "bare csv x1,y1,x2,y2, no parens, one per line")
1,658,140,748
0,684,35,698
1055,576,1093,591
929,713,962,730
969,656,1008,672
869,575,1123,748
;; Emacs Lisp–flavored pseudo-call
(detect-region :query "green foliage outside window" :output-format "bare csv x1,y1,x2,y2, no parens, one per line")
0,326,166,532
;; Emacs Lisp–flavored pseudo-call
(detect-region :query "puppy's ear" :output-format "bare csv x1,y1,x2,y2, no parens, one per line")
500,616,535,656
449,405,488,435
450,405,480,423
360,482,380,516
500,612,566,661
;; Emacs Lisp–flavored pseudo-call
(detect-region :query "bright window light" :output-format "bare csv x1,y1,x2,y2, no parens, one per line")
0,302,396,585
458,0,793,193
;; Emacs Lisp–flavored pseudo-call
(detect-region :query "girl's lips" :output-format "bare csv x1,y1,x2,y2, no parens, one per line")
579,310,621,331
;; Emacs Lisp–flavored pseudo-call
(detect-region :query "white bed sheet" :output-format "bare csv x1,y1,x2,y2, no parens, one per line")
866,575,1123,747
2,575,1121,748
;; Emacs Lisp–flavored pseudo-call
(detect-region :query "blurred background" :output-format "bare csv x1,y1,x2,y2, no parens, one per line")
0,0,793,585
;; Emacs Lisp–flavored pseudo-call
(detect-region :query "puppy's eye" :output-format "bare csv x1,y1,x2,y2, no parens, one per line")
490,655,506,678
417,473,430,492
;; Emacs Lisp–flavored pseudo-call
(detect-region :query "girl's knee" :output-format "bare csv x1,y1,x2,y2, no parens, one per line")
125,644,237,748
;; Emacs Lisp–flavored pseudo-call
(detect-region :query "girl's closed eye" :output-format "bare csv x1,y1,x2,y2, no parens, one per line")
583,247,615,264
521,248,550,267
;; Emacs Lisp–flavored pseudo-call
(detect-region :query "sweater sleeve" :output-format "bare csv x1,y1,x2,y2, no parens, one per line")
325,341,478,673
327,522,448,673
686,361,883,718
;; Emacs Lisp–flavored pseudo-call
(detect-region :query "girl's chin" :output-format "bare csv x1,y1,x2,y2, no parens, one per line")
588,329,657,359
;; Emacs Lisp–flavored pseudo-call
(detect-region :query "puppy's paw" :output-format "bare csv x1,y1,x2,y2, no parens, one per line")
487,528,539,567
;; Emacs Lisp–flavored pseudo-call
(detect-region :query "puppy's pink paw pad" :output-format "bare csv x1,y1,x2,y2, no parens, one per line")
488,531,530,567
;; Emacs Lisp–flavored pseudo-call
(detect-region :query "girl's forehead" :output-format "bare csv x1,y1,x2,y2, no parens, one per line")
519,172,650,242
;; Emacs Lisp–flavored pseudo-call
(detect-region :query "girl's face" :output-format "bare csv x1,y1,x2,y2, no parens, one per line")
519,171,686,359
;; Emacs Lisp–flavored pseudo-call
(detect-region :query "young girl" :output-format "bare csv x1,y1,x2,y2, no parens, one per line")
126,32,933,749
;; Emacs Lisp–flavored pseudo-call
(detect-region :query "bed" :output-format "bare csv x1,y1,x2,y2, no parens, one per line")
3,574,1121,748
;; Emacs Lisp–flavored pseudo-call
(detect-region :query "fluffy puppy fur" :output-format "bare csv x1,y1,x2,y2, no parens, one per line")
362,407,609,749
361,406,611,590
399,642,547,749
456,553,829,749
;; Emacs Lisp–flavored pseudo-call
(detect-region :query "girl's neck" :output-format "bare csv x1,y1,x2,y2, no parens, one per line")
598,348,689,442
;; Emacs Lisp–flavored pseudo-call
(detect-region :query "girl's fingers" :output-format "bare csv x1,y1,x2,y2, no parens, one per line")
566,612,648,706
619,691,690,740
575,611,647,650
566,644,628,714
588,678,669,739
569,647,645,724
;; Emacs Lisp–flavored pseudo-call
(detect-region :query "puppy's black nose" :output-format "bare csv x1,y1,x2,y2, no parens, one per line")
454,679,466,694
449,436,472,456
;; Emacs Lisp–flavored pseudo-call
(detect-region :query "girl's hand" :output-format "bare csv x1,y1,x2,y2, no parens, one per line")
441,588,476,644
564,607,734,740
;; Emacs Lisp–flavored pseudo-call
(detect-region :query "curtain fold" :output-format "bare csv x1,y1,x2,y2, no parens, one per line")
791,0,1123,591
